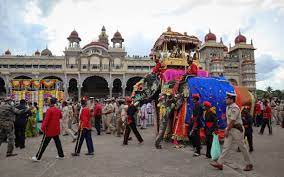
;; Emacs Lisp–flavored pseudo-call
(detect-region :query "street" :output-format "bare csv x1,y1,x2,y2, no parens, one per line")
0,125,283,177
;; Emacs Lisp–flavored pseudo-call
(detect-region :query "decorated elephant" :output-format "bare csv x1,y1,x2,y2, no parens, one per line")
132,73,255,149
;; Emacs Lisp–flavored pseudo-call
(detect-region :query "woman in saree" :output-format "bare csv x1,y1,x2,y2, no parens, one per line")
25,102,39,137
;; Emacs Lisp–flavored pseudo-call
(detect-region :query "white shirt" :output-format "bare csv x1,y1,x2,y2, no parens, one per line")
146,102,153,114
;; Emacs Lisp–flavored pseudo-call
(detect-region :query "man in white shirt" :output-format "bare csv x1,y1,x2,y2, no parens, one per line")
140,104,147,129
146,102,153,126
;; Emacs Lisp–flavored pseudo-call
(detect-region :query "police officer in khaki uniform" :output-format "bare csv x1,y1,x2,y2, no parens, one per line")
0,97,24,157
211,92,253,171
103,99,116,134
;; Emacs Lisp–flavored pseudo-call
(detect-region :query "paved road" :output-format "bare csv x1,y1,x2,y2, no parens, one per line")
0,125,283,177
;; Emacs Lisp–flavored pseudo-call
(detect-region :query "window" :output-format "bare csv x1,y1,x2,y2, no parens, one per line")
92,64,100,69
33,65,38,68
128,66,135,70
55,65,62,69
70,65,74,69
114,64,121,69
25,65,32,69
17,65,24,68
48,65,54,69
10,65,16,68
82,65,87,69
103,64,109,70
40,65,46,69
3,65,8,68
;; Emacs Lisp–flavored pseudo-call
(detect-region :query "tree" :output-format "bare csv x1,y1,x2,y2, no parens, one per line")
272,89,281,97
256,89,266,99
266,86,273,94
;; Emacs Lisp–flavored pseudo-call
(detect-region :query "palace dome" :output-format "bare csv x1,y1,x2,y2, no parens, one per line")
111,31,124,43
41,48,52,56
35,50,40,55
67,30,81,41
205,30,216,42
235,32,246,44
5,49,11,55
83,41,108,50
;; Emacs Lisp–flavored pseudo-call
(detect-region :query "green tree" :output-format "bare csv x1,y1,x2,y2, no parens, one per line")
272,89,282,99
256,89,266,99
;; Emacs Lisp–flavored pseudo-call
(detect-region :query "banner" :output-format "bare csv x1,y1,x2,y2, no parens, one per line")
22,80,31,88
32,80,41,89
11,80,21,88
42,79,56,88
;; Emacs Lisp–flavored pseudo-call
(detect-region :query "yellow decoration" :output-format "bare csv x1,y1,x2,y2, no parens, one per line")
11,80,21,88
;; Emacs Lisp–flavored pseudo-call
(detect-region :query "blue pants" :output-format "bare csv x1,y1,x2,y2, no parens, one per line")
74,128,94,154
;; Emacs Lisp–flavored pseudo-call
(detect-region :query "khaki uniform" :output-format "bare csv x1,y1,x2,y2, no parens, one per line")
62,106,76,140
0,103,22,155
270,100,277,123
103,103,115,133
218,103,252,165
116,104,125,136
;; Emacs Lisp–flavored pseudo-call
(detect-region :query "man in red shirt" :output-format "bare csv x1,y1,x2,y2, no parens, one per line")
123,97,143,145
152,56,162,74
72,99,94,156
254,100,262,127
259,100,272,135
31,97,64,162
186,56,198,76
93,99,102,135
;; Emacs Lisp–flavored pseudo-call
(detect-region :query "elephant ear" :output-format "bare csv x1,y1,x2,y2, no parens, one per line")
144,73,160,98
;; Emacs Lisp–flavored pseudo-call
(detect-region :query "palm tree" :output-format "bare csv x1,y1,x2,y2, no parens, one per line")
264,86,273,99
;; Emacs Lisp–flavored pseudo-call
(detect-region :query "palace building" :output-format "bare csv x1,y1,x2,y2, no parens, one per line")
0,27,155,99
199,30,256,92
0,27,256,99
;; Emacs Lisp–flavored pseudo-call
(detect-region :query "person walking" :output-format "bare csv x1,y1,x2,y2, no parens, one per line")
210,92,253,171
188,94,203,156
116,99,124,137
0,97,24,157
123,97,143,145
203,101,218,158
146,102,153,126
259,100,272,135
140,103,147,129
15,99,32,149
93,99,102,135
103,99,116,134
72,99,94,156
31,98,64,162
25,102,38,137
62,101,76,142
241,107,254,152
254,99,263,127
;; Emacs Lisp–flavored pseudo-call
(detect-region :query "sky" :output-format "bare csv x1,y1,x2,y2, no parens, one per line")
0,0,283,90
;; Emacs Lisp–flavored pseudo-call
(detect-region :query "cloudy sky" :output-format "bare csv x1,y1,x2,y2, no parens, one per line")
0,0,283,90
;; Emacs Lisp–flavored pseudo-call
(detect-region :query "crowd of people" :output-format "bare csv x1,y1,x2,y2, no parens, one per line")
0,96,154,160
0,90,283,172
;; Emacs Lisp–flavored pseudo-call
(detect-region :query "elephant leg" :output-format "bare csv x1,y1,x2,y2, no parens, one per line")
155,102,160,134
155,119,168,149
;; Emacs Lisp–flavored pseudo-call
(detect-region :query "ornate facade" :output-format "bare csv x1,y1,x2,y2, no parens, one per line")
0,27,256,99
0,27,155,99
199,30,256,92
